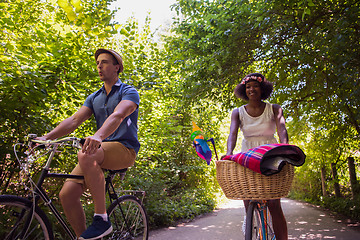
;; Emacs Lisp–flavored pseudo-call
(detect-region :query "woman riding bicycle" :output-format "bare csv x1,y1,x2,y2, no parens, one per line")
224,73,288,240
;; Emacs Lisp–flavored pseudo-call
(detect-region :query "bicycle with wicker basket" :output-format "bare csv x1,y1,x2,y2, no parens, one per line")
0,134,149,240
216,144,305,240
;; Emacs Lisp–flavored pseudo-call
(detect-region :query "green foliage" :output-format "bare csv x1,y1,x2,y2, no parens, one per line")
126,98,220,227
126,162,217,227
289,188,360,222
0,0,116,191
322,195,360,220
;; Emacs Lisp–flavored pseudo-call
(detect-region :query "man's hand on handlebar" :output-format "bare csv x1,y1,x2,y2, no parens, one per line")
81,136,102,155
30,135,47,149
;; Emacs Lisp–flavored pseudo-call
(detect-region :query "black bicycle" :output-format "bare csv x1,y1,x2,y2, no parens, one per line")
0,134,149,240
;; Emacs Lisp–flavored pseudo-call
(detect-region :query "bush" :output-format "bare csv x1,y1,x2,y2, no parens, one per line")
289,189,360,221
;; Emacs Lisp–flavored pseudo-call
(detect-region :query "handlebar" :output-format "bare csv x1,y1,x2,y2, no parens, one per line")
27,134,85,149
14,135,87,194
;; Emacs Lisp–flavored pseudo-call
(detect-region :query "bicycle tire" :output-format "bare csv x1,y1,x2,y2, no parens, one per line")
245,201,262,240
105,195,149,240
0,195,53,240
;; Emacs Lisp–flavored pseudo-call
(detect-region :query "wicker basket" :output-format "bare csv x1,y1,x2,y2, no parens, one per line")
216,160,294,200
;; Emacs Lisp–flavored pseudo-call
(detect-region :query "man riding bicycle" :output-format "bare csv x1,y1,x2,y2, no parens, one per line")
37,49,140,239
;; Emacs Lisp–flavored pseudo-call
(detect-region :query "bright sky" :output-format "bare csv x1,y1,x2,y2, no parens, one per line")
110,0,177,31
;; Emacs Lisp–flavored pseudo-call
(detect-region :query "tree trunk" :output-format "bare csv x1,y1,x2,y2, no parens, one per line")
331,162,341,198
348,157,359,198
321,166,327,196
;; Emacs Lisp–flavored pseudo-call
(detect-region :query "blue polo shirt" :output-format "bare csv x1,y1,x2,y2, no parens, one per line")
83,79,140,153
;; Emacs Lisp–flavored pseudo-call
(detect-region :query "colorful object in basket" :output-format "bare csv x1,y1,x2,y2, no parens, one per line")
191,121,217,165
221,144,306,176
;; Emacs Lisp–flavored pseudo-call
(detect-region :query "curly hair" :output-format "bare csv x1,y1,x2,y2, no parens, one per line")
234,73,274,101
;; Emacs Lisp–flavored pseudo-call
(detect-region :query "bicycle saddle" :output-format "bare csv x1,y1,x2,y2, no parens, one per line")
107,168,128,174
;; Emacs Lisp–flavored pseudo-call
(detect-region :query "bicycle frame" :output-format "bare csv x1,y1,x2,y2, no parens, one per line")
257,201,270,239
20,139,85,239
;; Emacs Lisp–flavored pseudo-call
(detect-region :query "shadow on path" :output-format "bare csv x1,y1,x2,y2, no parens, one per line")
150,198,360,240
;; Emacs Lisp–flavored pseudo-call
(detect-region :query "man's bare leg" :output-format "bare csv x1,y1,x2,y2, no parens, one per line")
59,181,86,237
78,149,106,215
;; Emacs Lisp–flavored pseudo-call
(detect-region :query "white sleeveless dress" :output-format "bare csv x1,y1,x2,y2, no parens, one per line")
238,102,277,152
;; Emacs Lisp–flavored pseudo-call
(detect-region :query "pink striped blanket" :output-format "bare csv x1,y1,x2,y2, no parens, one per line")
222,144,305,176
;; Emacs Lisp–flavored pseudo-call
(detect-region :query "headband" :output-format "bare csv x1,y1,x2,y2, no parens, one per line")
240,75,265,85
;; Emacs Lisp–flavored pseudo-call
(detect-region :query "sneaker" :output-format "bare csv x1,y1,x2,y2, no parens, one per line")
79,216,113,240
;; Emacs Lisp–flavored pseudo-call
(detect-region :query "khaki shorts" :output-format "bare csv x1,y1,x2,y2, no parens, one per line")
66,141,136,187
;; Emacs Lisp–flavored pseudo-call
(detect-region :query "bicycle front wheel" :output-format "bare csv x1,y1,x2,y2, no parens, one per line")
245,201,262,240
0,195,53,240
106,195,149,240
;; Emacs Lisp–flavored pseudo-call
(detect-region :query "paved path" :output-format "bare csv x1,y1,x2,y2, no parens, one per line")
149,198,360,240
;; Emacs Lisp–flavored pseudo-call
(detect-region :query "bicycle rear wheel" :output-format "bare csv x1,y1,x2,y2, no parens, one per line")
0,195,53,240
245,201,262,240
106,195,148,240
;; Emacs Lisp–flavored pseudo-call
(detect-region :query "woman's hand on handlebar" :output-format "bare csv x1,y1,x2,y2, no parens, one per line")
220,151,233,160
220,155,227,160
